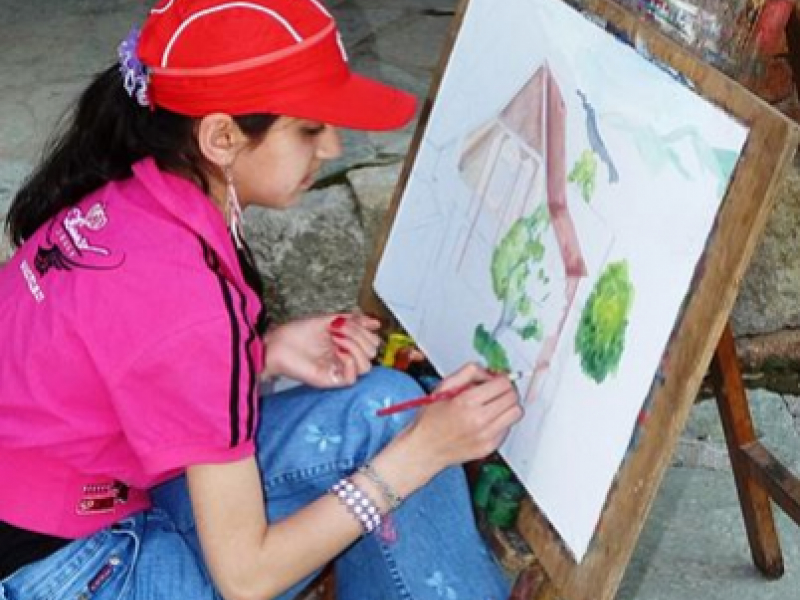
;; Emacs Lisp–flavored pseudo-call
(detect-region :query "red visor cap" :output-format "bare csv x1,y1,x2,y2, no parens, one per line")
137,0,417,131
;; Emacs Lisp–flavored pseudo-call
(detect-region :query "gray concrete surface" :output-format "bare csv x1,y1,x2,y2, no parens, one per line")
619,390,800,600
1,1,800,598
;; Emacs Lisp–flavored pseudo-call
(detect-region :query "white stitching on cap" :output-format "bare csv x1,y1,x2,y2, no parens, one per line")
306,0,332,18
161,2,304,67
150,22,337,76
335,34,348,62
150,0,175,14
304,0,346,62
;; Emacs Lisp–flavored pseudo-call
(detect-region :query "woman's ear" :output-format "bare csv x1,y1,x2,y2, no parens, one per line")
196,113,245,167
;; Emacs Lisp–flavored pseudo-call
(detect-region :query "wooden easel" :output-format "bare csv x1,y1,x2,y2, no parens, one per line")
302,3,800,598
356,0,800,598
709,322,800,579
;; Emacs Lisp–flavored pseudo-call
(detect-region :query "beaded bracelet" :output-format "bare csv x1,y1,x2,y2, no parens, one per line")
330,478,382,534
358,463,404,511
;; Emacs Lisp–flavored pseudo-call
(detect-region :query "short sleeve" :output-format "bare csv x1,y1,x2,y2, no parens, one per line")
111,316,261,475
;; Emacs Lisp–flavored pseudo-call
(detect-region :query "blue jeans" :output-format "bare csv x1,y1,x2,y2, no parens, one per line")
0,368,509,600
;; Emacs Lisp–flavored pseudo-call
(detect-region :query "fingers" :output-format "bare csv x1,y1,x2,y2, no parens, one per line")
483,389,524,444
457,377,523,441
457,373,515,405
328,353,358,387
328,314,380,372
436,362,493,394
424,373,524,462
329,335,373,374
349,309,383,332
464,388,523,461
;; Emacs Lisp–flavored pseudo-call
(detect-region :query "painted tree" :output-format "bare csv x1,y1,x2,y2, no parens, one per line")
568,149,599,203
574,260,634,383
474,203,551,372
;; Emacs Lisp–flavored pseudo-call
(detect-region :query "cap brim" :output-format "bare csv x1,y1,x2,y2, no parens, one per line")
285,73,418,132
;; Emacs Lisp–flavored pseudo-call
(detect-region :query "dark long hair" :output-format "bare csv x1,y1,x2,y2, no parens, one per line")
5,64,275,334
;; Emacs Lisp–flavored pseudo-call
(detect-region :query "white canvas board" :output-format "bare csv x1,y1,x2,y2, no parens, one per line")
375,0,748,560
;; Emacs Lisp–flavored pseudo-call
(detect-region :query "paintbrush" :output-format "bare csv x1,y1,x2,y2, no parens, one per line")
376,370,531,417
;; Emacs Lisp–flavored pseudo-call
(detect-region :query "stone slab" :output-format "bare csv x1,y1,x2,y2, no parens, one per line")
619,466,800,600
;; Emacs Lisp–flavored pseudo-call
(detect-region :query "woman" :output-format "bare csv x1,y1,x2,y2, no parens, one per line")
0,1,523,598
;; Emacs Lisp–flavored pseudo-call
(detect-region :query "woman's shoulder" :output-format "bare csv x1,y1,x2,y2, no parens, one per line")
0,159,255,363
67,159,235,283
16,177,220,296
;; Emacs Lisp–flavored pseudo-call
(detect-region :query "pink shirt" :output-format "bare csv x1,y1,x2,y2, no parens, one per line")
0,158,264,538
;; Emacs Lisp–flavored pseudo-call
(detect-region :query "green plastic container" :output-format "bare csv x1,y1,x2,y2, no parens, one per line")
486,479,525,529
472,463,511,509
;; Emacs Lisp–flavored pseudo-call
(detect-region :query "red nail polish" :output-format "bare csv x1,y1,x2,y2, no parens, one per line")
330,316,347,330
330,331,348,340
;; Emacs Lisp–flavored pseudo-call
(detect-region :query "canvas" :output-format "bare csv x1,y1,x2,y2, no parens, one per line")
374,0,747,560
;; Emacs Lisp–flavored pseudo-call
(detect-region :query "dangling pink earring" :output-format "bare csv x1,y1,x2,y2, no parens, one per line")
224,166,245,249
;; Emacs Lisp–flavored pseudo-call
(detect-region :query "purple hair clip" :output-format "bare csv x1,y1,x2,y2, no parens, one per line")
118,27,150,107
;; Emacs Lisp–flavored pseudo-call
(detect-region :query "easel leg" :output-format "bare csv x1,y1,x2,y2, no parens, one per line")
510,560,559,600
709,322,784,578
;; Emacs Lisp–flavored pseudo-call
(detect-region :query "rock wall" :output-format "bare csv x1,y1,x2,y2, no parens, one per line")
733,160,800,335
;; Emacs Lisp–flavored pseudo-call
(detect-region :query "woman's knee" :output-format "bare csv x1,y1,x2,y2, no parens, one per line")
256,368,425,477
358,366,423,403
350,367,424,449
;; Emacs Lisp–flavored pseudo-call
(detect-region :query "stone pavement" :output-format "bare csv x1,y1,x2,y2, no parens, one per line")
1,1,799,598
620,390,800,600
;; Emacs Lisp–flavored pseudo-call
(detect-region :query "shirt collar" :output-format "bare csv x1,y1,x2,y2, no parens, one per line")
131,157,248,290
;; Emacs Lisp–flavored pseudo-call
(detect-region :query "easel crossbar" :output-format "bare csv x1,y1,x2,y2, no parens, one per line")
742,442,800,527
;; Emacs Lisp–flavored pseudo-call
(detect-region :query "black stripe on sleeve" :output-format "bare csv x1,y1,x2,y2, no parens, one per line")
238,290,258,441
219,278,241,447
200,238,243,448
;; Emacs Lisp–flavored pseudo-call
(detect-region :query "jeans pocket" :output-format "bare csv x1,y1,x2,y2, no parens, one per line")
69,523,138,600
73,552,130,600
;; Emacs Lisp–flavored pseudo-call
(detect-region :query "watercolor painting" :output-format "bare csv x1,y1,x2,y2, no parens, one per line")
374,0,747,560
456,64,617,400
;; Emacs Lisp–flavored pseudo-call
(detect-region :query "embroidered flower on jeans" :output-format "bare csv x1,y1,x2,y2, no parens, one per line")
366,396,402,422
304,424,342,452
425,571,458,599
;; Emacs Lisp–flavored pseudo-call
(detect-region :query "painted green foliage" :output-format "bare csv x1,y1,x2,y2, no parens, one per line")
473,204,550,371
568,149,598,203
575,260,634,383
473,325,511,373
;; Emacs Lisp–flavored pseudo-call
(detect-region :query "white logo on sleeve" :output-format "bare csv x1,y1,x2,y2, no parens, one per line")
63,204,110,256
20,260,45,303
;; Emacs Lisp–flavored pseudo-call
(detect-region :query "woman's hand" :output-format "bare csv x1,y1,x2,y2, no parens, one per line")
398,363,524,475
262,312,382,388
